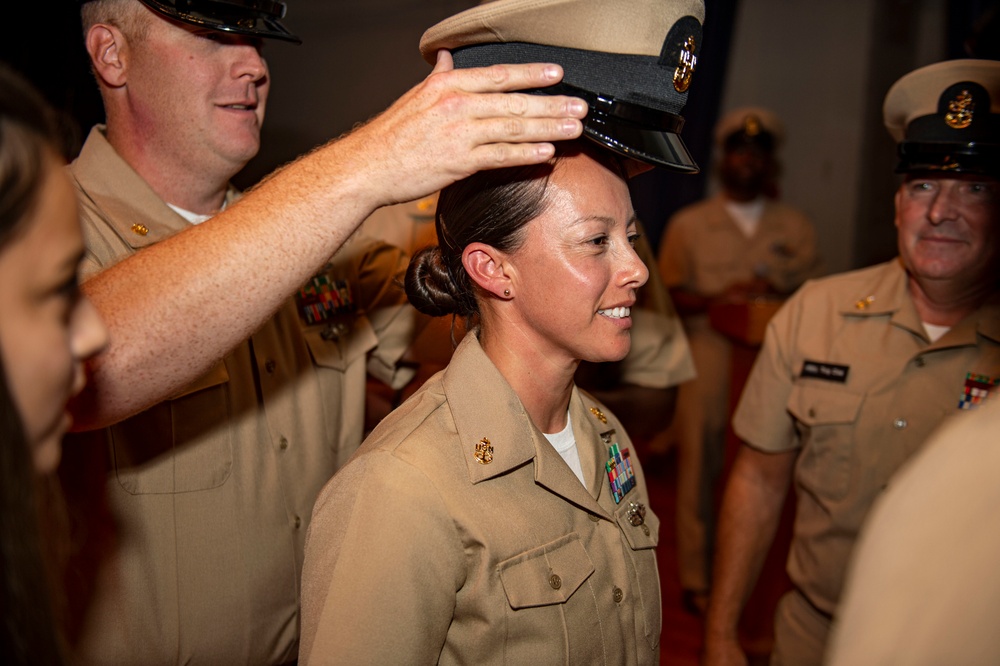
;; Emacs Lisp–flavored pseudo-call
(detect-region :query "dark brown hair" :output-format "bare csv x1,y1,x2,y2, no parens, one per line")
0,63,67,666
405,140,625,319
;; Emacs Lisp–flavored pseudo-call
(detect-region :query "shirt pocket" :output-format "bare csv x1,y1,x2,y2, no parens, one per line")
111,361,234,494
498,533,595,609
302,315,377,373
615,501,662,649
787,383,864,501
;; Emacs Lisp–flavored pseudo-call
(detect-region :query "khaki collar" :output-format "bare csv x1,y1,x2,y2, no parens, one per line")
69,126,240,249
442,334,611,515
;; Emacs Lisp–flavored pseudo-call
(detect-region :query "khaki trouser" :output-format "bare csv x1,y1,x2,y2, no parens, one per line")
770,589,831,666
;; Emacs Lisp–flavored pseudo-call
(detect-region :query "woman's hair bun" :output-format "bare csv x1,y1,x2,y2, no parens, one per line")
405,245,469,317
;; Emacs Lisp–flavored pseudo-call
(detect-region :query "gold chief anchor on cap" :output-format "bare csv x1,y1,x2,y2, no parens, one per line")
474,437,494,465
945,90,974,129
673,35,697,93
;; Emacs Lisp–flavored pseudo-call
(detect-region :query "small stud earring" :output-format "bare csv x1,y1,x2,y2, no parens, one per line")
503,289,510,297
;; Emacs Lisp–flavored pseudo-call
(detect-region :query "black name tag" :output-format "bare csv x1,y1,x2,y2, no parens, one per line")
801,360,849,383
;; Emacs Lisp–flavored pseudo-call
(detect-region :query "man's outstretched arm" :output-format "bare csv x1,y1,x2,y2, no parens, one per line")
73,53,586,429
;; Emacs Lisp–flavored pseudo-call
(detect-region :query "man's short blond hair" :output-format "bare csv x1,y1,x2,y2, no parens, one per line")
81,0,151,42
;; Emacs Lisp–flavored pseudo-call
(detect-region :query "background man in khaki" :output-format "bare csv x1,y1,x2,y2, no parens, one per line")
657,107,820,614
703,59,1000,665
63,0,587,663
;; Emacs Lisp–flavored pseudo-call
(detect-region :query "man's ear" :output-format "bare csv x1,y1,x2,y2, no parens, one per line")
462,242,514,299
86,24,129,89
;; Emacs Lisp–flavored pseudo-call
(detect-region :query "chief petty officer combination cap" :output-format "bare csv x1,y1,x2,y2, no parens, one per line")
714,106,785,154
79,0,301,44
420,0,706,172
883,59,1000,177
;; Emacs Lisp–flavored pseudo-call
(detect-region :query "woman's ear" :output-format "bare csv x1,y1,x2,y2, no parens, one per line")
86,23,129,89
462,242,514,300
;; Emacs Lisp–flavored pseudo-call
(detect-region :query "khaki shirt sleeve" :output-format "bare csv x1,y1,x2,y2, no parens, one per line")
617,226,695,388
334,231,424,390
732,295,802,452
301,451,462,664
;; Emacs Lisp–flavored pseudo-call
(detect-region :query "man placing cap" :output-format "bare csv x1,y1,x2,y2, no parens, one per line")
60,0,587,663
657,107,821,616
704,59,1000,666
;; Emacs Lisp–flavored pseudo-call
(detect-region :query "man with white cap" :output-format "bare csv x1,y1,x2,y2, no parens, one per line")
704,59,1000,666
61,0,588,663
656,107,821,615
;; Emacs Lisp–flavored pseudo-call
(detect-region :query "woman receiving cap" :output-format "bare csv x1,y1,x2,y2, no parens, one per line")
0,65,109,664
301,139,662,663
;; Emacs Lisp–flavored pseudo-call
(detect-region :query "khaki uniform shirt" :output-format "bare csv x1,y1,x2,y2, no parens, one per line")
301,334,662,665
64,127,416,665
827,399,1000,665
734,260,1000,618
658,193,821,298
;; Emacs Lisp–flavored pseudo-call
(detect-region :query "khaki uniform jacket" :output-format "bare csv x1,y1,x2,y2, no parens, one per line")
734,259,1000,618
301,334,662,665
827,399,1000,665
63,127,417,665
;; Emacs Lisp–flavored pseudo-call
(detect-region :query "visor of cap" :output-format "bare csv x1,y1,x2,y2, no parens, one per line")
141,0,301,43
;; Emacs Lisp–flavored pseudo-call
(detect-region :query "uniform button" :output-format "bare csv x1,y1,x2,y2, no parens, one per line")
914,356,925,367
279,437,288,450
613,587,624,603
808,408,816,418
588,513,600,522
265,359,276,374
549,574,562,590
893,418,908,430
641,524,650,536
294,516,301,529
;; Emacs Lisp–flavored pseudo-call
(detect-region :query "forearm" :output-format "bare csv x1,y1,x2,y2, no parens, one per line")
71,56,586,429
704,445,795,646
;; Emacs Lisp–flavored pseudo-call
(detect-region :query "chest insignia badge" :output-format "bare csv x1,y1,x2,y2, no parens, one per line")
605,441,636,504
474,437,494,465
626,501,646,527
958,372,999,410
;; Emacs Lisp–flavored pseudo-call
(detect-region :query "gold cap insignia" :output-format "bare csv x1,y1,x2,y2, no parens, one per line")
474,437,493,465
672,36,697,93
590,407,607,424
855,295,875,310
945,90,974,130
131,223,149,236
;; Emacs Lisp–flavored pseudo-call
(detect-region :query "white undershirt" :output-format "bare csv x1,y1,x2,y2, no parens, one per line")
167,200,226,225
543,411,586,486
724,197,765,238
923,322,951,343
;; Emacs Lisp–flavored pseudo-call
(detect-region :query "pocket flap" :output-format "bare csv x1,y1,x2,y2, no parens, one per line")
303,316,377,372
498,534,594,609
788,384,863,426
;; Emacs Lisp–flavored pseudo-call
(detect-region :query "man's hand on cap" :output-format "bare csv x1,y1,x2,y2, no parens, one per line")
344,50,587,208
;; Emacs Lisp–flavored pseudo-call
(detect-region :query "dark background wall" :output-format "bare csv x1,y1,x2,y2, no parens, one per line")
4,0,999,272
